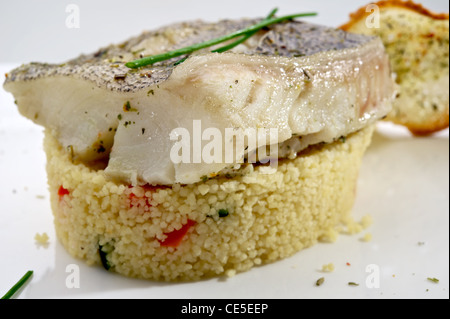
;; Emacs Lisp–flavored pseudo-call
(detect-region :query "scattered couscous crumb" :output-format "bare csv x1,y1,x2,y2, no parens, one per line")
360,232,372,242
346,222,363,234
322,263,335,272
343,214,373,235
225,269,237,278
34,232,49,247
360,214,373,229
43,125,375,281
318,228,339,243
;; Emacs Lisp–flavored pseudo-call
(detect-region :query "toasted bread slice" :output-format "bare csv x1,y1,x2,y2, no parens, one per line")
341,0,449,135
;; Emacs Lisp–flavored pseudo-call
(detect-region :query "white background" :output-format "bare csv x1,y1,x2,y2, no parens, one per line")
0,0,449,299
0,0,448,63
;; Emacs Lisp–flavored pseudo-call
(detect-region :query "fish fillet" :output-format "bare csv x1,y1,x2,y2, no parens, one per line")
3,18,395,185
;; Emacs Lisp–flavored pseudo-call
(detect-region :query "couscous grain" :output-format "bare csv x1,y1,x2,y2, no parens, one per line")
44,125,375,281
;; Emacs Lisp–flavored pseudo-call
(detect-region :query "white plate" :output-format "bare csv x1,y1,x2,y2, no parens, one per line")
0,0,449,299
1,62,448,299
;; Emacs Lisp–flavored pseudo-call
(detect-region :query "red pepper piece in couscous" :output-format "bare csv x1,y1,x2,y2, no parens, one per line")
58,185,70,200
158,219,196,248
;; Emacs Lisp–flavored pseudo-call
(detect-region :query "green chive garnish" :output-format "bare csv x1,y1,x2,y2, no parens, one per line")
174,8,279,66
1,270,33,299
212,7,279,54
315,277,325,286
427,277,439,284
125,9,317,68
218,209,229,217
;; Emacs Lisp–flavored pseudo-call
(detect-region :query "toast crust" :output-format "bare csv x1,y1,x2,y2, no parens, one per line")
340,0,449,136
341,0,449,31
405,107,449,136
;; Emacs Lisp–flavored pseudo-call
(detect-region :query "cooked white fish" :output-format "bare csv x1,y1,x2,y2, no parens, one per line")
3,18,395,185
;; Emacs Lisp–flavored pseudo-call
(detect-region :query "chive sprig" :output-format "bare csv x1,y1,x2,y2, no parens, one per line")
173,8,279,66
1,270,33,299
125,9,317,69
212,7,279,54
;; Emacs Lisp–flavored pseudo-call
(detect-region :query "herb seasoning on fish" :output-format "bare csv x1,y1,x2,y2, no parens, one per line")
4,10,394,186
125,10,317,68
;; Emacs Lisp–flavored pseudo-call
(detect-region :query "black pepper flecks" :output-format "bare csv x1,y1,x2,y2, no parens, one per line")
3,19,374,93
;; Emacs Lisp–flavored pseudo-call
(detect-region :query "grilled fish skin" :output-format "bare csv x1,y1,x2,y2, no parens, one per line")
3,18,395,185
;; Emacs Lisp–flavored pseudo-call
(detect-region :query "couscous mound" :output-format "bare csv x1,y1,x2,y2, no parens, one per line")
45,125,374,281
